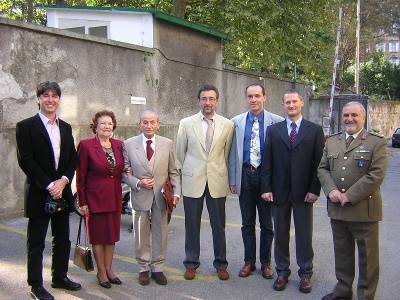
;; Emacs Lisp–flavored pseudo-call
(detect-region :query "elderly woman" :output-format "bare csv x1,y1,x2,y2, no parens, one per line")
76,110,124,288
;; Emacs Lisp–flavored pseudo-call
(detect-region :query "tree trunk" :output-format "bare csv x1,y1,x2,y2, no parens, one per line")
26,0,34,22
171,0,187,18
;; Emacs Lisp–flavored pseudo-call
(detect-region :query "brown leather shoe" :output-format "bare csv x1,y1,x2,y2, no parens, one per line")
299,276,312,293
321,293,351,300
217,269,230,280
138,271,150,286
151,272,167,285
273,276,288,291
184,268,196,280
261,264,274,279
238,263,255,277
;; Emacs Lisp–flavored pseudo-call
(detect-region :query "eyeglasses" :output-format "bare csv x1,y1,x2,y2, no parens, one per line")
200,97,217,102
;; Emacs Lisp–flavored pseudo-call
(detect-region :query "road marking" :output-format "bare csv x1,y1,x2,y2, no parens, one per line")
0,222,216,283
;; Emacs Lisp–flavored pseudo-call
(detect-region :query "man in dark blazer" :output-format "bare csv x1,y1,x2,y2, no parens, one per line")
16,82,81,300
228,84,283,279
261,89,324,294
318,102,387,300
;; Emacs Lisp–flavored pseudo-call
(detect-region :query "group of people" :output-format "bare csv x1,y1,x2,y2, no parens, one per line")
16,81,387,300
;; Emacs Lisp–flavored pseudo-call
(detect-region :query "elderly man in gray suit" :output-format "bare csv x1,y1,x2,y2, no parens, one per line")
123,110,181,286
228,83,283,279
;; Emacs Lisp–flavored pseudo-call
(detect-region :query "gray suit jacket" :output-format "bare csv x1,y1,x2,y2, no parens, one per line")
228,109,283,195
123,134,181,211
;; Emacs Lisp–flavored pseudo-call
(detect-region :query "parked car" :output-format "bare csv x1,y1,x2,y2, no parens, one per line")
392,128,400,148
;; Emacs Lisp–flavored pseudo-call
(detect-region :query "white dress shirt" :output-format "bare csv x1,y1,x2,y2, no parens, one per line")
38,111,61,169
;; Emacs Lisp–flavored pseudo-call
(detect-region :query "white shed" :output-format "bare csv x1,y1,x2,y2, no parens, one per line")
41,5,227,49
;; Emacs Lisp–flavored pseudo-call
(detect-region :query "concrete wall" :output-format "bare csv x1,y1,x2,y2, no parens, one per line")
0,17,309,215
309,97,400,137
309,98,330,127
368,100,400,137
222,66,312,119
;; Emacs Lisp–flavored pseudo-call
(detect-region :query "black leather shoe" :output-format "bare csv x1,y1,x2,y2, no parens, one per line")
51,276,82,291
30,286,54,300
151,272,168,285
97,275,111,289
107,275,122,285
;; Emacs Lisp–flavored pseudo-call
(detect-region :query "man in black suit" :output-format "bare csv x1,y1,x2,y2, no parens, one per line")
16,81,81,300
260,89,324,294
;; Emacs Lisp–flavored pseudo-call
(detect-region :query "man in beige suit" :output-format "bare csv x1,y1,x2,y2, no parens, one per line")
176,84,234,281
123,110,181,286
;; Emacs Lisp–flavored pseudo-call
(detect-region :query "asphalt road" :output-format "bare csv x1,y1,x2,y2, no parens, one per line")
1,145,399,300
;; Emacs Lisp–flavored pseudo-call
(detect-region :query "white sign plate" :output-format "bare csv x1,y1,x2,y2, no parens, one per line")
130,96,146,105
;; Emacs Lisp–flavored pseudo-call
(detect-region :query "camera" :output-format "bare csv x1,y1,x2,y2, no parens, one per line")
44,195,68,214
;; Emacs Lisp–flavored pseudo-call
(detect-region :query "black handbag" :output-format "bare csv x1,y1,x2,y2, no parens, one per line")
73,216,94,272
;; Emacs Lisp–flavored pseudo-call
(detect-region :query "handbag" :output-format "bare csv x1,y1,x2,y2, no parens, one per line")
73,216,94,272
162,178,175,213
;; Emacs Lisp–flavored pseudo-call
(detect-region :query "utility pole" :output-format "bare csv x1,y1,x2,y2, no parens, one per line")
355,0,361,94
328,5,343,135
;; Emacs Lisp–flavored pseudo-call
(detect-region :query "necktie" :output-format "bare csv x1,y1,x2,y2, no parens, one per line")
289,122,297,146
346,136,354,149
146,139,154,160
250,116,261,168
205,118,214,153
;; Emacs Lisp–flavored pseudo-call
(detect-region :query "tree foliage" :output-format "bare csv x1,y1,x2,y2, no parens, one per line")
185,0,339,88
340,53,400,100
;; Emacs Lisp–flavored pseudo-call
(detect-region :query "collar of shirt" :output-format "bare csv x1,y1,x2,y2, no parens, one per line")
200,111,216,122
345,128,364,140
248,110,264,122
286,116,302,135
200,111,215,136
38,111,59,126
142,133,156,152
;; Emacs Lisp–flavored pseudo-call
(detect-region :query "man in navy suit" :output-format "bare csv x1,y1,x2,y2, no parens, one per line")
261,89,324,294
228,83,283,279
16,81,81,300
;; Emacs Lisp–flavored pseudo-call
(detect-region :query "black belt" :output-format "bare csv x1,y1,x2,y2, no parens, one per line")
243,163,260,172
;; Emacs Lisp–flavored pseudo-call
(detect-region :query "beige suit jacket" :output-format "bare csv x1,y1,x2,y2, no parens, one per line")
123,134,181,211
176,112,234,198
